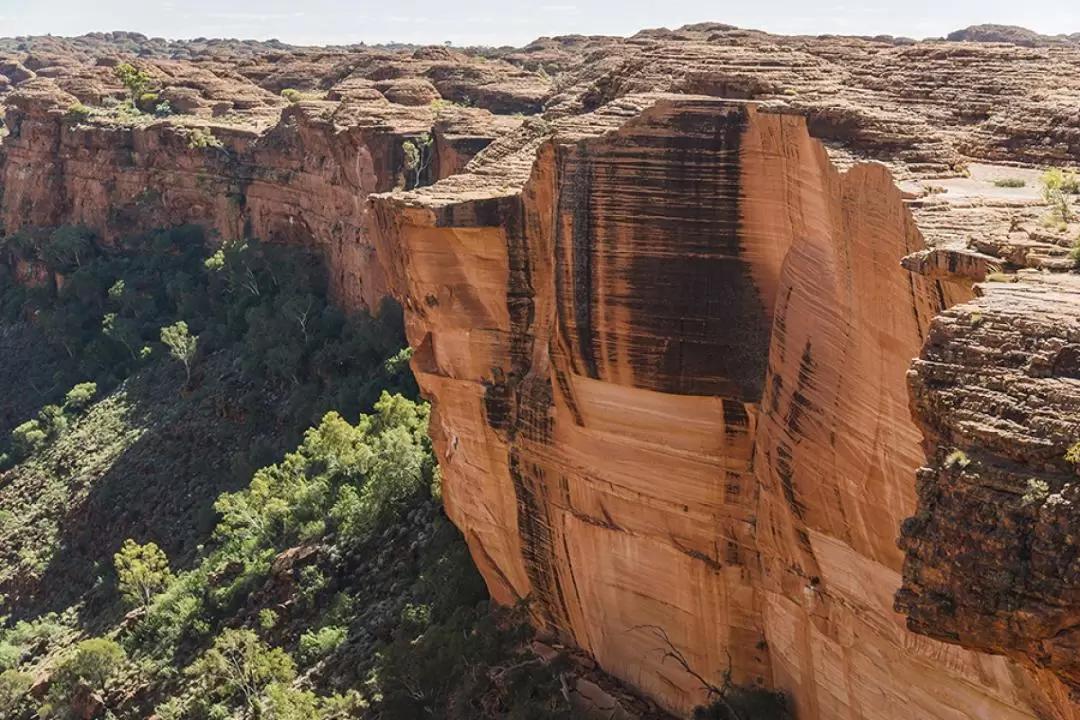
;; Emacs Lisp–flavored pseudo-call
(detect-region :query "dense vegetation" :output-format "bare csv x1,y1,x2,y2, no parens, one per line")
0,226,571,719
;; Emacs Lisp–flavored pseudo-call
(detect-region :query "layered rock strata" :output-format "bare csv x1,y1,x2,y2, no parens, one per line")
898,273,1080,714
370,94,1061,719
4,25,1080,720
0,79,518,308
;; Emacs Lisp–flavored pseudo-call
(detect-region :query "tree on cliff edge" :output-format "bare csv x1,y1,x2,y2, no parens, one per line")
113,62,152,103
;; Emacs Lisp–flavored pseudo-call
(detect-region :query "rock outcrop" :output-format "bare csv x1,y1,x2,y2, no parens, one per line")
946,24,1080,47
898,273,1080,715
4,25,1080,720
369,91,1077,718
0,76,520,308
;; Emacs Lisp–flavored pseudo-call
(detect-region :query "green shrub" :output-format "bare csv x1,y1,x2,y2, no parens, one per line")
258,608,279,630
115,539,174,608
63,382,98,412
125,573,208,660
213,393,433,555
39,639,125,718
11,419,47,457
154,100,174,117
280,88,301,103
264,684,319,720
993,178,1026,188
1066,442,1080,466
160,320,198,384
298,625,346,664
1023,478,1051,506
5,613,69,653
43,226,95,273
0,669,32,716
944,449,970,469
154,697,185,720
1042,168,1079,223
38,404,67,436
0,642,22,671
65,103,93,122
187,128,223,150
187,629,295,711
114,62,152,101
52,638,126,692
136,91,160,112
264,684,364,720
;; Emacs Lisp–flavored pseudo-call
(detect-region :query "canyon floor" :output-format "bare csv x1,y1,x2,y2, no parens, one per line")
0,21,1079,720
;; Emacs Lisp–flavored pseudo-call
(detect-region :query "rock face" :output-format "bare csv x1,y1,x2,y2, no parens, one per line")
5,25,1080,720
369,92,1074,718
946,25,1080,47
898,274,1080,715
0,77,519,309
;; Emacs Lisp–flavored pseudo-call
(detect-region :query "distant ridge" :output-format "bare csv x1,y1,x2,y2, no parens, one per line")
946,24,1080,47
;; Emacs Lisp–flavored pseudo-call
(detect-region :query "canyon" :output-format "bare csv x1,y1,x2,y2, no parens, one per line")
2,23,1080,719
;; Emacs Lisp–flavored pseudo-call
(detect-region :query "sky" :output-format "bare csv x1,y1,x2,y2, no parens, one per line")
0,0,1076,47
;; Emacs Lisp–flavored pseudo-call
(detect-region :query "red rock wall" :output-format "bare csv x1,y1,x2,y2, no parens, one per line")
5,64,1077,717
371,96,1059,718
0,92,498,310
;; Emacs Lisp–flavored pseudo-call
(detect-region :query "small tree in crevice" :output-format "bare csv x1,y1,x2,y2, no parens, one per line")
1041,168,1080,225
402,133,434,189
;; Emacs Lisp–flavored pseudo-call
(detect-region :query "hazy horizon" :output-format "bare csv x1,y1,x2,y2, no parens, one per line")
0,0,1076,47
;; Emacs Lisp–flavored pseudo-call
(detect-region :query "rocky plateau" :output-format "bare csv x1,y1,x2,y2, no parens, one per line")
2,22,1080,720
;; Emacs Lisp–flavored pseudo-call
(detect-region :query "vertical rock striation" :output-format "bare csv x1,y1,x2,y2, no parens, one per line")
371,95,1050,718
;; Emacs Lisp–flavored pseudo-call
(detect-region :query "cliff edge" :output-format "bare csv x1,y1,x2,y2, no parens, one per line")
3,25,1080,720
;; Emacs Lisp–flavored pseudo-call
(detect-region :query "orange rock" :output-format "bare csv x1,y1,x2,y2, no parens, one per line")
6,25,1080,720
0,79,513,311
370,94,1070,719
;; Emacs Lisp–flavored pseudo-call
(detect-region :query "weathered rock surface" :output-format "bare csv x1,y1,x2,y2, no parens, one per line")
946,24,1080,47
0,73,521,308
369,87,1078,718
4,24,1080,720
898,274,1080,714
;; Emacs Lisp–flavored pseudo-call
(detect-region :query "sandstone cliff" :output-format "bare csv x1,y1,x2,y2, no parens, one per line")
369,91,1080,718
0,46,543,308
898,273,1080,713
4,25,1080,720
0,83,526,310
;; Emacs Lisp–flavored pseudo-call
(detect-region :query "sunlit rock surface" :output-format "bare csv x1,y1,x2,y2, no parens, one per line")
370,95,1077,718
5,25,1080,719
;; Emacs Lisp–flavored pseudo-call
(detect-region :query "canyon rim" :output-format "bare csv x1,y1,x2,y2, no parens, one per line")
1,21,1080,720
